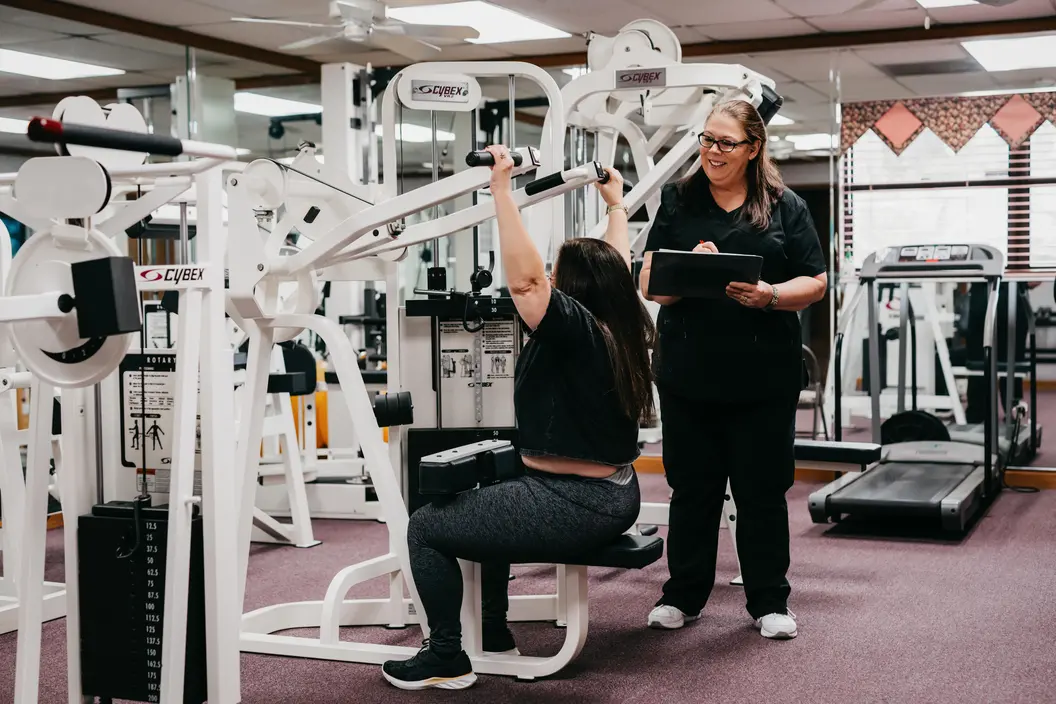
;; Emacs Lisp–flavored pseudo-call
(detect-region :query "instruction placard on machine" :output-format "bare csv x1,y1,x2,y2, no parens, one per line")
438,318,517,428
120,351,202,495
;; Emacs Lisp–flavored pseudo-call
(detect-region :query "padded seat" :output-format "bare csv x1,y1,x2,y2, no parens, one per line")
325,369,388,385
556,534,664,569
795,439,881,466
267,371,314,396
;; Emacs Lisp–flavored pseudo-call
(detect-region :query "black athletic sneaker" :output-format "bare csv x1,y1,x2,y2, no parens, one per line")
482,623,519,655
382,641,477,690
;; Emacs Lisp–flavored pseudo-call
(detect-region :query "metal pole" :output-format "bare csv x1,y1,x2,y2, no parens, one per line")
507,75,516,147
867,279,882,443
470,108,480,272
179,201,190,264
431,111,440,264
1005,282,1017,436
897,283,909,414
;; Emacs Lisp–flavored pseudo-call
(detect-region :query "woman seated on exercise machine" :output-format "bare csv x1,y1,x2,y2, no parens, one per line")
382,145,655,690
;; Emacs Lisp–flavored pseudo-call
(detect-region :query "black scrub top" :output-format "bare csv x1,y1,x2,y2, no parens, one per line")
644,179,826,403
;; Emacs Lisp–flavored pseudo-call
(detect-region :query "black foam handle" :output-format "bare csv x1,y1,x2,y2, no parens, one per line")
466,150,523,167
524,171,565,197
27,117,184,156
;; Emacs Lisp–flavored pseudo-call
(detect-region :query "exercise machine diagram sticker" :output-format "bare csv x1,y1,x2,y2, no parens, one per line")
119,352,202,495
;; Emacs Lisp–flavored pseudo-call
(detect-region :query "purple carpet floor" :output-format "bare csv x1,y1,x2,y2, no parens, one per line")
3,472,1056,703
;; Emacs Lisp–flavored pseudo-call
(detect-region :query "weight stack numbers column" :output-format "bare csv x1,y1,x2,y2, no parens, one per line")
78,502,208,703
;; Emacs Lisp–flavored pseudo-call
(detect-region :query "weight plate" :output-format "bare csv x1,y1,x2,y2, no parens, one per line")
7,228,135,388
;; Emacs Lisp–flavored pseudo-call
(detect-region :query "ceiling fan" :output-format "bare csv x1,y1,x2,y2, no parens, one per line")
232,0,480,61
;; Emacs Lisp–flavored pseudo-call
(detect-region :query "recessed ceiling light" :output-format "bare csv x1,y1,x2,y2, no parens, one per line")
915,0,978,8
373,124,456,142
962,36,1056,72
563,67,589,79
234,92,322,117
386,1,570,44
0,48,124,80
0,116,28,134
769,115,794,126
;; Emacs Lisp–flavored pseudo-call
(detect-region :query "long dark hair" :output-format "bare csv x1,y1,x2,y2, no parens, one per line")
553,238,656,424
679,99,785,230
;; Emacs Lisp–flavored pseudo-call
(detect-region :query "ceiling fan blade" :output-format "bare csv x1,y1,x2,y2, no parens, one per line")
378,22,480,41
368,32,442,62
334,1,378,24
280,33,347,51
232,17,341,28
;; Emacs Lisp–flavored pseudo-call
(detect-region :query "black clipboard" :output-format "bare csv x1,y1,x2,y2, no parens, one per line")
648,249,763,299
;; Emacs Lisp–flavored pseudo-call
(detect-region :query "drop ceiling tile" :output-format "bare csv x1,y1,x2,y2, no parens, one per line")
853,41,968,67
895,72,1001,97
501,37,589,56
807,8,926,32
0,27,68,46
671,26,710,43
195,0,332,20
755,50,887,83
808,76,912,101
775,0,915,16
18,38,189,72
190,20,336,50
92,33,190,58
643,0,792,25
692,18,816,41
59,0,233,26
685,53,795,84
0,8,109,35
488,0,665,34
927,0,1056,23
990,69,1056,91
778,80,833,105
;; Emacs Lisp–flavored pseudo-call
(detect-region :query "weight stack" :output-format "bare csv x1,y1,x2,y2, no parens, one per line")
78,501,207,703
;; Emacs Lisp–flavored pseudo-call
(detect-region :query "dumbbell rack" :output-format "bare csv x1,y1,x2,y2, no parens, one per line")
78,500,208,703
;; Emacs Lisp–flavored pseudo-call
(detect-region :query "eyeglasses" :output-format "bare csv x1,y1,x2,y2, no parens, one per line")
698,134,753,153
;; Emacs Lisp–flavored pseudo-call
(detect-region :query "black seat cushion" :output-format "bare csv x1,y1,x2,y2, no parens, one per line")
795,439,881,466
324,369,387,386
559,535,664,569
267,371,314,397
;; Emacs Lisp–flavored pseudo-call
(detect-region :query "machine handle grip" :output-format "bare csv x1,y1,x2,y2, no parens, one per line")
27,117,240,159
524,162,610,197
466,150,523,167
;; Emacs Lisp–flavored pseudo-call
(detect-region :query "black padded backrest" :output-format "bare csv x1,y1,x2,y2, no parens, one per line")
280,341,317,387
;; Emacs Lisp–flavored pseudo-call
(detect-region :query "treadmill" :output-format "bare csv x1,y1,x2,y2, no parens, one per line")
809,244,1004,534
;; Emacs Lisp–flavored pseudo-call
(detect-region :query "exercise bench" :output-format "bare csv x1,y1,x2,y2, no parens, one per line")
421,441,665,680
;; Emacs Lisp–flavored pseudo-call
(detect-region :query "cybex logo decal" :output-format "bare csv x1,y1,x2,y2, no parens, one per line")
138,267,206,284
411,80,471,103
616,68,667,87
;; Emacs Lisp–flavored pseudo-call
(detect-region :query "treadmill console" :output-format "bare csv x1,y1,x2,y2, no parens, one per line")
892,245,972,263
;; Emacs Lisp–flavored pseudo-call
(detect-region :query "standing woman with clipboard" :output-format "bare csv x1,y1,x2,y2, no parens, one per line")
639,100,827,639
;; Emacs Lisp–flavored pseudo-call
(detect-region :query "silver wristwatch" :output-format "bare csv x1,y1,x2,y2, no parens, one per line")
765,285,780,311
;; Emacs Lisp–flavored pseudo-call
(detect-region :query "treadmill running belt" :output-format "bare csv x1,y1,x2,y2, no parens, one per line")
830,462,977,514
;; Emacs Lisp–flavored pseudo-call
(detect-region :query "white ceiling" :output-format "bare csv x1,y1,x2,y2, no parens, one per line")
0,0,1053,164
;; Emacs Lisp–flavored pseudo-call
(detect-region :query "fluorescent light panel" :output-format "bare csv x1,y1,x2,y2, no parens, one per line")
234,92,322,117
915,0,977,7
960,86,1056,97
0,48,124,80
386,1,570,44
769,115,794,126
0,116,28,134
962,36,1056,72
785,133,836,151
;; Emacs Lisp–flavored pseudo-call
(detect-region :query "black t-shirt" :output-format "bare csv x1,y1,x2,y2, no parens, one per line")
514,288,640,466
644,180,826,402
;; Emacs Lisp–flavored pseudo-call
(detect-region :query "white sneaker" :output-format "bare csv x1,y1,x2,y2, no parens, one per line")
755,610,797,639
647,605,700,630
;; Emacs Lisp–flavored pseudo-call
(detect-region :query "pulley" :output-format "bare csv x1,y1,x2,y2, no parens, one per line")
6,227,141,388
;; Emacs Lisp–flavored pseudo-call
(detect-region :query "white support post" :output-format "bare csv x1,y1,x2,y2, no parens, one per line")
158,289,203,704
57,387,93,704
196,167,241,704
13,381,55,704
